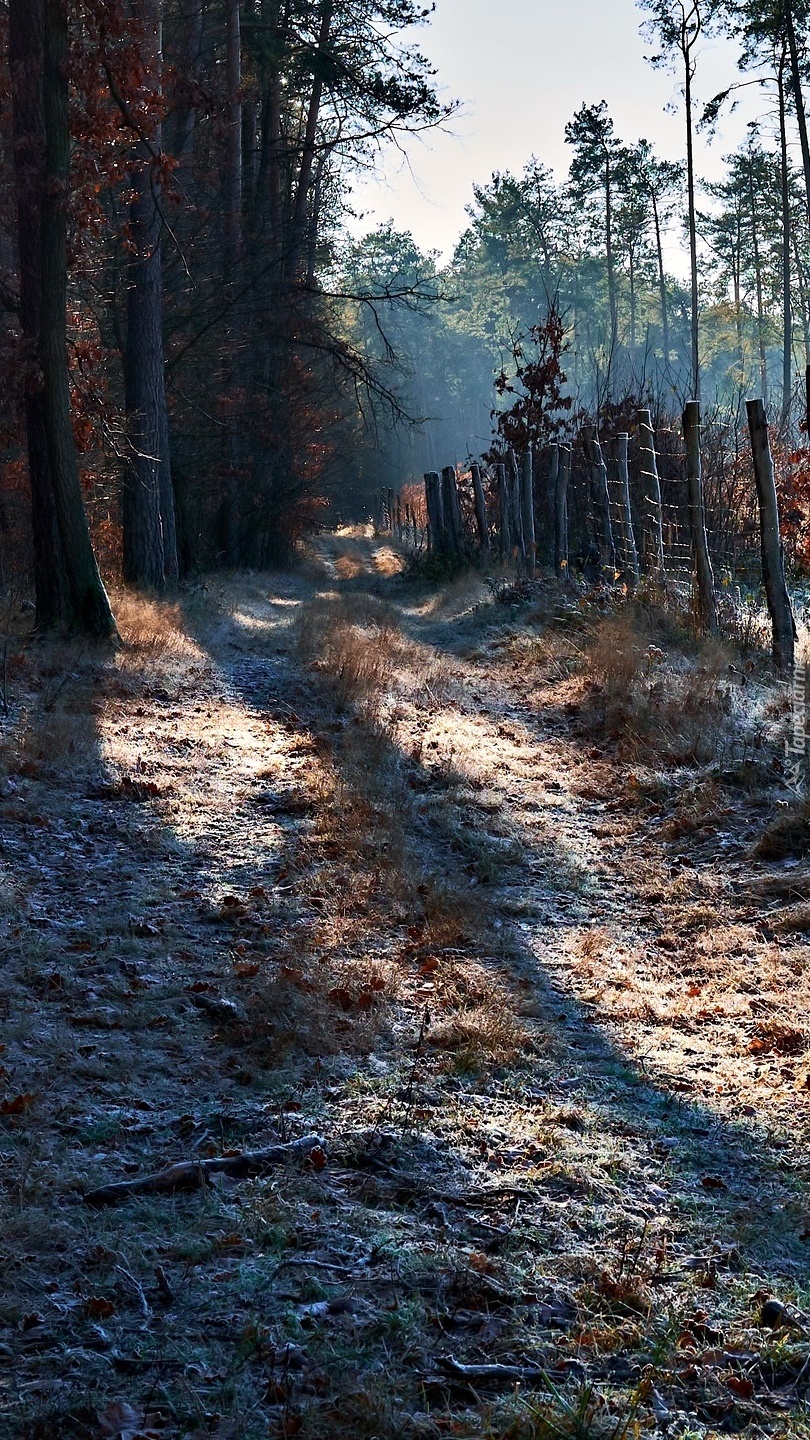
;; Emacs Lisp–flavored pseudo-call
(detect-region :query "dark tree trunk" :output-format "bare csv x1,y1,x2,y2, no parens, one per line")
289,0,332,275
650,187,670,370
225,0,242,271
124,0,177,589
779,47,793,429
172,0,203,161
9,0,67,628
40,0,117,639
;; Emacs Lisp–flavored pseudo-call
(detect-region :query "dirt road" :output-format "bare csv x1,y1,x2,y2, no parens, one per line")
2,537,810,1438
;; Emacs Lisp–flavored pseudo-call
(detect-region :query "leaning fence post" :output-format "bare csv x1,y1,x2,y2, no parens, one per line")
521,450,536,579
470,464,490,560
746,398,796,671
682,403,718,635
636,409,665,577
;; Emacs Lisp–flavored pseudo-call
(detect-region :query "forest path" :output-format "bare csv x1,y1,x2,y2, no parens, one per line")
3,541,810,1437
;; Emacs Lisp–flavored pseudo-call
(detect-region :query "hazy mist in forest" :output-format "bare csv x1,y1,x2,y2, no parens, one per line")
349,0,765,264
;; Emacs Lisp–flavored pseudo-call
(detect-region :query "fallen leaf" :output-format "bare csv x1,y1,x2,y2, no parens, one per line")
725,1375,754,1400
1,1093,35,1115
98,1400,143,1439
85,1296,116,1319
700,1175,728,1191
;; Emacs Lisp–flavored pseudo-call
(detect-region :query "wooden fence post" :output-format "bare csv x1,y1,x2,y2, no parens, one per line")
554,443,571,584
424,471,443,553
747,398,796,671
682,403,718,635
521,450,536,579
611,433,640,590
442,466,464,556
582,425,617,579
470,463,490,560
636,409,665,577
496,463,511,559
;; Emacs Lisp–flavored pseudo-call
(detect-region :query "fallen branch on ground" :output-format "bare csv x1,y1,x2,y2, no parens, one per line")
431,1356,586,1390
83,1136,326,1206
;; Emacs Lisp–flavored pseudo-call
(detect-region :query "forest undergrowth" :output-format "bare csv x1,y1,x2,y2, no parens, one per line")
3,537,810,1438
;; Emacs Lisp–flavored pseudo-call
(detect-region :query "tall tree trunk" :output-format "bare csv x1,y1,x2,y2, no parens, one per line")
124,0,176,588
41,0,117,638
225,0,242,271
779,48,793,429
604,157,617,394
9,0,67,628
747,161,768,405
172,0,203,161
242,0,259,209
682,403,718,635
683,32,700,400
289,0,332,275
650,187,670,369
792,229,810,364
786,2,810,230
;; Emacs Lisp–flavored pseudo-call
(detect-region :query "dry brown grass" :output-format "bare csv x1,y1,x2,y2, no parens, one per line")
296,592,402,712
582,613,733,764
753,798,810,860
428,956,528,1070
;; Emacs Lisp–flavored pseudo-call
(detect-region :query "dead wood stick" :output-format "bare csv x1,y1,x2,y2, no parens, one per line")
436,1355,572,1387
83,1136,326,1206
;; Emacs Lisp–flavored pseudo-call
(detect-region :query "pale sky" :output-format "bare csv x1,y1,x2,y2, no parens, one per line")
348,0,769,264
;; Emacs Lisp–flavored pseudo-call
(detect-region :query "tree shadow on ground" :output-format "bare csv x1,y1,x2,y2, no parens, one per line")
180,569,810,1295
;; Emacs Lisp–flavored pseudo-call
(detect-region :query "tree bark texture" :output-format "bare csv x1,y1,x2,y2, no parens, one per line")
747,398,795,671
124,0,177,588
9,0,67,628
682,403,718,635
225,0,242,270
441,466,464,556
41,0,117,638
